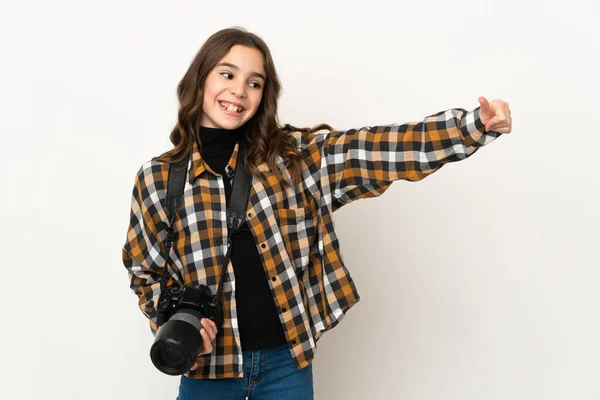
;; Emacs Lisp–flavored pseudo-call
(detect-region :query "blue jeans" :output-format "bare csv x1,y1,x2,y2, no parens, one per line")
177,344,314,400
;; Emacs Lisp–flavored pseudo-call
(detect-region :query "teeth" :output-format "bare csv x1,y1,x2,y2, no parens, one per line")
220,101,242,113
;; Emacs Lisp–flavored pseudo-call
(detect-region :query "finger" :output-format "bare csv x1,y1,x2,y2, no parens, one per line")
487,122,512,133
198,328,208,354
208,319,218,337
202,319,217,338
203,318,215,335
190,362,198,371
504,102,510,120
200,328,214,354
485,114,508,131
505,111,512,127
478,96,491,114
490,100,506,115
204,325,215,342
494,126,512,134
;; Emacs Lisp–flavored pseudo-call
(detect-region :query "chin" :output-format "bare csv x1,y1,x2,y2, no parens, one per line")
219,120,245,130
213,112,245,129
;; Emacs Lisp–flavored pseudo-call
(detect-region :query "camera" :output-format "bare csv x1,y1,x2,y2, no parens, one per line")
150,284,222,375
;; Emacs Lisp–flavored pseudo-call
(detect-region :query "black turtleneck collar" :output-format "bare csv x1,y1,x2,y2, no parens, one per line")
198,125,245,148
197,125,245,176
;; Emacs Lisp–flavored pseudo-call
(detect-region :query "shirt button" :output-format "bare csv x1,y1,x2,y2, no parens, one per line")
247,212,253,218
281,307,287,313
261,243,266,249
292,340,297,345
271,276,276,281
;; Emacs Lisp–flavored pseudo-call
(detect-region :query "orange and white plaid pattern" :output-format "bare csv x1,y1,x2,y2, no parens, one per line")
122,107,502,379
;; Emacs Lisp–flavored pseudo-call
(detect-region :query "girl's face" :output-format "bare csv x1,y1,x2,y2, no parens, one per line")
200,45,266,130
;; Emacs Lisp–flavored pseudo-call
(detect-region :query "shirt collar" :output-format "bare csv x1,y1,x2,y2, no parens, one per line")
188,138,240,184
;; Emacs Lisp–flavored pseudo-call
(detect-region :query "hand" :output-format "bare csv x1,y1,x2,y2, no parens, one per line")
478,96,512,134
190,318,218,370
156,317,219,371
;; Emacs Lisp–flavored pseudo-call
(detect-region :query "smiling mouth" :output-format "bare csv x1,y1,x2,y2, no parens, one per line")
218,101,244,114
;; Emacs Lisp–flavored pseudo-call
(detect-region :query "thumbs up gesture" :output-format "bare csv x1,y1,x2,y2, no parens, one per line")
478,97,512,134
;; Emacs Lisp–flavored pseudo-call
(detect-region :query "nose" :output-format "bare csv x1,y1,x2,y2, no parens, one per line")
229,80,247,98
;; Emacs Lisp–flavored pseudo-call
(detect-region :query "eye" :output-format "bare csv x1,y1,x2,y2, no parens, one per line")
220,71,262,89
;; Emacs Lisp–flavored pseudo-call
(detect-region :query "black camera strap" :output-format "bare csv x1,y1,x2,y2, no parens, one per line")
160,137,252,319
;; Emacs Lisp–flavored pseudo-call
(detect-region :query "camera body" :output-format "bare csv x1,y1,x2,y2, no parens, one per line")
156,284,221,329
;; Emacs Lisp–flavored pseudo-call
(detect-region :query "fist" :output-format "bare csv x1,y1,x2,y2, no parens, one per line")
478,96,512,134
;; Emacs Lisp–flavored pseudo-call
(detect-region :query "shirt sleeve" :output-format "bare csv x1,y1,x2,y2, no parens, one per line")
121,164,168,335
317,107,503,211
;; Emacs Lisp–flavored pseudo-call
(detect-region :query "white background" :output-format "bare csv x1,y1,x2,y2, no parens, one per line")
1,0,598,399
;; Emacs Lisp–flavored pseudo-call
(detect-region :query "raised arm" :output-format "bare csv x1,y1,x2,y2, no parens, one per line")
309,97,511,211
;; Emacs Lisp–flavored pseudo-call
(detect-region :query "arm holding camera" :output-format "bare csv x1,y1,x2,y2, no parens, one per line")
123,164,220,373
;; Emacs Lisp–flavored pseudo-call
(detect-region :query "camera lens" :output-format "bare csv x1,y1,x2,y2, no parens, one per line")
153,343,187,373
164,347,183,362
150,309,204,375
161,346,185,365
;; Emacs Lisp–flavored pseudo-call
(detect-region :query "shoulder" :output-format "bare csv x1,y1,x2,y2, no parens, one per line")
284,128,331,154
134,158,169,184
131,159,171,205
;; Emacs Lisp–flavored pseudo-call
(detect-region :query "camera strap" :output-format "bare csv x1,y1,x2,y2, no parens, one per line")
159,136,252,315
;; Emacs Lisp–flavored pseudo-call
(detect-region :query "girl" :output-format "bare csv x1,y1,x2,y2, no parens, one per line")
122,27,512,400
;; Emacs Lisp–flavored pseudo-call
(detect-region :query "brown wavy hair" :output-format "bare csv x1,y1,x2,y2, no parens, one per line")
154,27,332,186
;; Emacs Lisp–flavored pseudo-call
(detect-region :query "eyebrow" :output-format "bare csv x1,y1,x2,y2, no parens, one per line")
216,62,266,81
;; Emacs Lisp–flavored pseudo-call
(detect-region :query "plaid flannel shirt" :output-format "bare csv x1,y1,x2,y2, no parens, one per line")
122,107,502,379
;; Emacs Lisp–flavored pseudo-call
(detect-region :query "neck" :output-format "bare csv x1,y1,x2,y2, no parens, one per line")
198,125,244,146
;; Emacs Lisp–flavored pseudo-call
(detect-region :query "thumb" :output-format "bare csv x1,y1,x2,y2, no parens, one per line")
478,96,491,114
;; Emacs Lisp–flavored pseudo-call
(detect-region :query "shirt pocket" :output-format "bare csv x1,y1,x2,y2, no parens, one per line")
274,204,315,278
